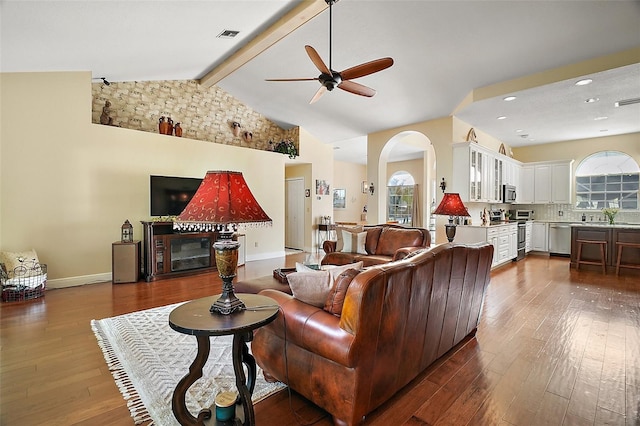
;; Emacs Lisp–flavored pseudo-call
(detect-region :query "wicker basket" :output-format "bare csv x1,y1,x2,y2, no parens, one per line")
1,261,47,302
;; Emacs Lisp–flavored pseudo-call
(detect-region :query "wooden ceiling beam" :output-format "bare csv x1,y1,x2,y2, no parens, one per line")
198,0,327,89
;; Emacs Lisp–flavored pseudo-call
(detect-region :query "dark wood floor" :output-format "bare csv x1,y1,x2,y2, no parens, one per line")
1,253,638,425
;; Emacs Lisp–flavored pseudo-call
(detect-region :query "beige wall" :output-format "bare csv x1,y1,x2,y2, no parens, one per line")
0,71,331,287
330,161,367,224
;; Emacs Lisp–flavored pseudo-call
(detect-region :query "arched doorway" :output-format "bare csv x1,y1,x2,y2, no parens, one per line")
374,131,436,240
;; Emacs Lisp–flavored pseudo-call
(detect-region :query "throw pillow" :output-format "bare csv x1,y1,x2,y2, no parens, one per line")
340,230,367,254
335,225,363,252
0,249,39,273
288,270,332,308
322,261,364,284
324,268,360,316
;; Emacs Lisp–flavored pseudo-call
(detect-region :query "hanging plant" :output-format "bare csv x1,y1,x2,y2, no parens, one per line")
269,139,298,159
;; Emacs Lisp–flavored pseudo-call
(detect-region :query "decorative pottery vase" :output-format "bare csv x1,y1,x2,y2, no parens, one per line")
159,116,171,135
232,121,241,137
166,118,174,135
174,123,182,137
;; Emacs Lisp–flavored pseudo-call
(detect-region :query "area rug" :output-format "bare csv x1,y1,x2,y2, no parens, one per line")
91,302,286,425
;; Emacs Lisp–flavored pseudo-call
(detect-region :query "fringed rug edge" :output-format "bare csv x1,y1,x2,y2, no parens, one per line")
91,319,154,425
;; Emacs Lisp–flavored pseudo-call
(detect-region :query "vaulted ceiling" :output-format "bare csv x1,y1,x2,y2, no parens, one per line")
2,1,639,164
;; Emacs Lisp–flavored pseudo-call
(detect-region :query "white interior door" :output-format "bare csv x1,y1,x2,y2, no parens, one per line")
285,178,305,250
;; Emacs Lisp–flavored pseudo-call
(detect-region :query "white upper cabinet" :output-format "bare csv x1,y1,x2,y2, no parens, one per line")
452,143,572,205
529,160,574,204
551,162,573,204
519,166,535,204
452,142,521,203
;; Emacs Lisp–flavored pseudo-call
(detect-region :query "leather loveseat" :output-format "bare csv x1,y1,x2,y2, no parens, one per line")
252,242,494,426
322,223,430,267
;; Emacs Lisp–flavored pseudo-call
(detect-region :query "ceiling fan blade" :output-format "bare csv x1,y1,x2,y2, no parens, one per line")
309,85,328,104
305,45,331,75
340,57,394,81
265,78,318,82
338,80,376,97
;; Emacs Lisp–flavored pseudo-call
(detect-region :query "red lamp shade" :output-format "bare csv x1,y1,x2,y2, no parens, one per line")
433,193,470,217
174,171,272,231
433,193,470,243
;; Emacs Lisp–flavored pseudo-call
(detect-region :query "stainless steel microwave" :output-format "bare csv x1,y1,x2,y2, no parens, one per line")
503,184,517,203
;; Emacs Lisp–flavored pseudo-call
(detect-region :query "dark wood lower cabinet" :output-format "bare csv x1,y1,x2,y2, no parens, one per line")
141,221,218,282
570,225,640,274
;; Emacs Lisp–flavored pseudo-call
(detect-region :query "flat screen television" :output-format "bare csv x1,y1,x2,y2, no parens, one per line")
150,175,202,216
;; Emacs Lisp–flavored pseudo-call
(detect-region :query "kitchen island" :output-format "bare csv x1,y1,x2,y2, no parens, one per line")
570,223,640,275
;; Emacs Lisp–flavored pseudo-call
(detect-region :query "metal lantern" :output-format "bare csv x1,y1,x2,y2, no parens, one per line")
121,220,133,243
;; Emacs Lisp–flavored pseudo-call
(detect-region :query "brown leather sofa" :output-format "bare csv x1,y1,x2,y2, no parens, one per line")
252,242,494,426
322,223,430,267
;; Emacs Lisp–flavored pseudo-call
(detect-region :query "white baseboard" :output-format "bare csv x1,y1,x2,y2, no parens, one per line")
47,272,112,289
47,250,294,289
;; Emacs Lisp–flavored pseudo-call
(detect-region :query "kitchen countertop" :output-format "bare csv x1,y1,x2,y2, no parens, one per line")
459,221,640,229
569,222,640,229
527,220,640,228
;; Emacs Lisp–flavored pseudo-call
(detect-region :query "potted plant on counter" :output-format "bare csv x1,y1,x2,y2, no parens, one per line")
602,207,618,224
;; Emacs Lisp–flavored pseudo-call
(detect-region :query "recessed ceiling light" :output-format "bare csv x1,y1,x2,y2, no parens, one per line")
515,129,523,133
594,116,608,121
575,78,593,86
217,29,240,39
503,96,517,101
585,97,599,103
497,116,507,120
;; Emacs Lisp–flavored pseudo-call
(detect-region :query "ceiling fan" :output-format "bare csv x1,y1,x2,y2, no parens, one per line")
266,0,394,104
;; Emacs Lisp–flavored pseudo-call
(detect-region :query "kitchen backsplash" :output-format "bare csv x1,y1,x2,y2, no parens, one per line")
459,203,640,225
518,204,640,224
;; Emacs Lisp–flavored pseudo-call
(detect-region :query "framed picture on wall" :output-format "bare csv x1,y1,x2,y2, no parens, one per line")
333,189,346,209
316,179,330,195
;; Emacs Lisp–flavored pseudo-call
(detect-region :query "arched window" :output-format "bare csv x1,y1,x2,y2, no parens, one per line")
387,171,415,224
575,151,639,210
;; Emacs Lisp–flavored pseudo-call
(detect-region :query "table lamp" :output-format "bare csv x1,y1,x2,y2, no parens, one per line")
433,193,470,242
173,171,272,314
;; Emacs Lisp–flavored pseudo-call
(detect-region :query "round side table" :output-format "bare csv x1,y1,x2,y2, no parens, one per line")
169,294,279,426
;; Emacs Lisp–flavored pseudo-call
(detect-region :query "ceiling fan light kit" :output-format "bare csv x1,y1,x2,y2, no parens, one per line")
266,0,393,104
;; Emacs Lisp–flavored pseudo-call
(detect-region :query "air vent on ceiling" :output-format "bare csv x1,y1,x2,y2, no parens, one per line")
217,30,240,39
614,97,640,107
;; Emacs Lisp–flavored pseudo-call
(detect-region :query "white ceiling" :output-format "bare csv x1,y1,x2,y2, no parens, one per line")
2,1,639,165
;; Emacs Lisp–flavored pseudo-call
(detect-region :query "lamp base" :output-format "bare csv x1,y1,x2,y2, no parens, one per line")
210,233,244,315
445,222,457,242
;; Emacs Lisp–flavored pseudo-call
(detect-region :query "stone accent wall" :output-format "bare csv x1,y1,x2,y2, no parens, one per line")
91,80,299,154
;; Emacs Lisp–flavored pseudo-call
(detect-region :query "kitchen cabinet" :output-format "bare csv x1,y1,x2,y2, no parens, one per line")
531,222,549,251
519,166,535,204
455,223,517,268
525,221,533,253
534,164,552,203
551,162,572,203
452,142,522,204
521,160,573,204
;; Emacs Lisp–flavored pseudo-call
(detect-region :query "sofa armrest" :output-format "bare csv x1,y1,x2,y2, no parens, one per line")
258,289,356,367
322,240,337,253
392,246,426,261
